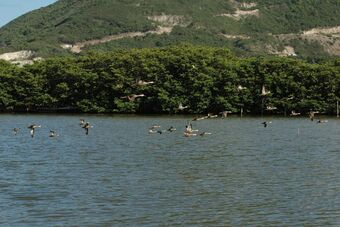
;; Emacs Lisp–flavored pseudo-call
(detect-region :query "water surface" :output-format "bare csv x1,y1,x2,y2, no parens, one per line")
0,114,339,226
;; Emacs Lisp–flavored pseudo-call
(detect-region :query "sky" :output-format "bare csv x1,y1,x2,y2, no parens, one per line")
0,0,57,27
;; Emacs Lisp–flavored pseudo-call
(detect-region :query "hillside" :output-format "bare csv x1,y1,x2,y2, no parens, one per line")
0,0,339,59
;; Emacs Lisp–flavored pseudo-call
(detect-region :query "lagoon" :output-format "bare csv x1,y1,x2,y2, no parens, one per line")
0,114,339,226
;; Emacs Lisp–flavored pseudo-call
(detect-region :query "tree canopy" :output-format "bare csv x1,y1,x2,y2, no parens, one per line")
0,45,339,115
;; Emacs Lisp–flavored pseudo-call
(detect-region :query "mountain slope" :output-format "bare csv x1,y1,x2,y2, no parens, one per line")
0,0,339,58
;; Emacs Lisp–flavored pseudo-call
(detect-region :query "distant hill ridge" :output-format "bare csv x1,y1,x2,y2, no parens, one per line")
0,0,339,59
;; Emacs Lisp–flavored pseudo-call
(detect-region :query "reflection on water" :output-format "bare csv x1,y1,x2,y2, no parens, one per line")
0,114,339,226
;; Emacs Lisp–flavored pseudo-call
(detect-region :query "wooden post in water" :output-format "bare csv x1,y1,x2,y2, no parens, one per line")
241,107,243,117
261,97,264,117
337,100,339,118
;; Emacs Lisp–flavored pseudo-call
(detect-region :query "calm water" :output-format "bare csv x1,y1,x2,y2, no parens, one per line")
0,114,339,226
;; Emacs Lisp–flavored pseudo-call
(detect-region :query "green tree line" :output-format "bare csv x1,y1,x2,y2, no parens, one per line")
0,45,339,115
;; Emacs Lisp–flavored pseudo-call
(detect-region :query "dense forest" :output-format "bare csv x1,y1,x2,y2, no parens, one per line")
0,45,339,115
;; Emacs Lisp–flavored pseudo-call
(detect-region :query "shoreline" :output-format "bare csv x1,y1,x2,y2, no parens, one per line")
0,111,338,118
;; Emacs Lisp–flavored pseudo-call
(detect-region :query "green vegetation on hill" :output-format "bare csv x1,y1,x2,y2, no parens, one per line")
0,0,339,58
0,45,339,114
246,0,340,34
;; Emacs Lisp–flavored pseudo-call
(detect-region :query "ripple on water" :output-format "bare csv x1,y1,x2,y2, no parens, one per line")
0,115,339,226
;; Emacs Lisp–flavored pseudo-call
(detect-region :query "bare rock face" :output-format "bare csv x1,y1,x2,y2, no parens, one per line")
0,50,42,66
266,45,297,57
0,50,35,61
274,26,340,56
219,9,259,20
219,1,259,20
147,14,186,27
